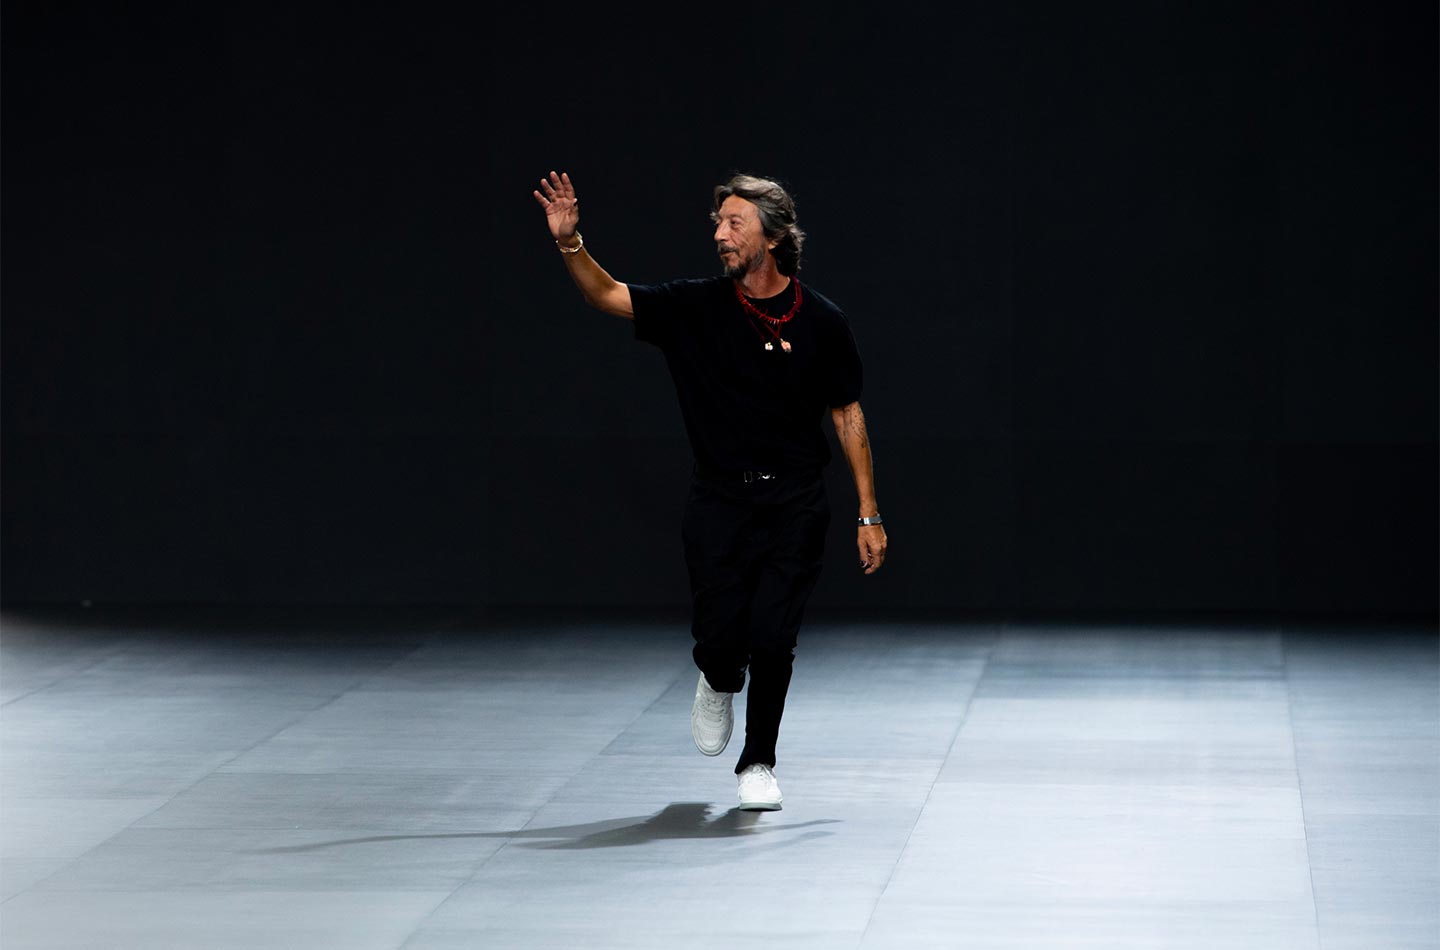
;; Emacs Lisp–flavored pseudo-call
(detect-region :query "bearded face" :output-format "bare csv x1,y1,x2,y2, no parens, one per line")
713,195,774,279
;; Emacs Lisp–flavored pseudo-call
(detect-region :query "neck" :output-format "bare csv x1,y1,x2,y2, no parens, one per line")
735,259,790,299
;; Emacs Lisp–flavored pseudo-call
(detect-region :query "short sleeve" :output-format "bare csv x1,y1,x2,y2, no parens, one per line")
824,310,864,407
629,279,710,349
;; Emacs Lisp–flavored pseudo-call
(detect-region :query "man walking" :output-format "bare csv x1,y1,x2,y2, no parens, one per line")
533,171,887,810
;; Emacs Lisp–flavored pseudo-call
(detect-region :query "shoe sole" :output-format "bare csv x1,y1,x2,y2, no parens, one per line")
691,703,731,755
692,725,730,756
692,675,732,756
694,739,728,756
737,799,783,811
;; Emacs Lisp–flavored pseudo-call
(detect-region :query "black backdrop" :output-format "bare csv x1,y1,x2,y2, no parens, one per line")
4,2,1435,613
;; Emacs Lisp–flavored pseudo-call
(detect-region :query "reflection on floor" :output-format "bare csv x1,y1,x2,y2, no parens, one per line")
1,607,1435,949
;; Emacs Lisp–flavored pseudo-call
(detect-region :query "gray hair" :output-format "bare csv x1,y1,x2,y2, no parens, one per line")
711,174,806,276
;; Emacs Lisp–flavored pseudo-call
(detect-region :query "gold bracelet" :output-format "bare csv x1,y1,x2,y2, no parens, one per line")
557,233,584,254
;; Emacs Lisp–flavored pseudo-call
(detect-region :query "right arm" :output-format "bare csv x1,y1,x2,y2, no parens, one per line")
534,171,633,320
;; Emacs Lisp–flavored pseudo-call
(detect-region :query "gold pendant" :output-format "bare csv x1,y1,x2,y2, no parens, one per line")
764,342,773,351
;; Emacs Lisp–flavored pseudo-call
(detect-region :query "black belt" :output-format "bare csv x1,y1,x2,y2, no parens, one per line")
693,461,818,483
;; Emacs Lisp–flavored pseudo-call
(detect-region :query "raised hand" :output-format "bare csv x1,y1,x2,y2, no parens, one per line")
533,170,579,242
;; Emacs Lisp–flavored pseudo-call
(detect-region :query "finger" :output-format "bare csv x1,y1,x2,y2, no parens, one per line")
539,177,558,198
862,540,885,574
560,171,574,198
533,190,551,208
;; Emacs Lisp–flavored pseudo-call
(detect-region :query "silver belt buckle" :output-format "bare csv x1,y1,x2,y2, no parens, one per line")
744,470,775,483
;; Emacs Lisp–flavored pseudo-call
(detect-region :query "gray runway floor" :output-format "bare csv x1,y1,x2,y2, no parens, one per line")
1,607,1435,949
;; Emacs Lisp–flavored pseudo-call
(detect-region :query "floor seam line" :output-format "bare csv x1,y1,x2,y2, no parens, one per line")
0,631,438,907
857,619,1003,944
1281,626,1326,950
396,657,692,948
0,621,191,708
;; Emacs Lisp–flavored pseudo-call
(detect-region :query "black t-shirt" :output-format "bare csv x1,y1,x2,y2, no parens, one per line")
630,275,863,474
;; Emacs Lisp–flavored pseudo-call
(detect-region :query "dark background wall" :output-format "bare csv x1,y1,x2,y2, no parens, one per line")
4,2,1435,613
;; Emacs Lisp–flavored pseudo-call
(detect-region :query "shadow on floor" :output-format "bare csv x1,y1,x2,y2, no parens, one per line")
246,802,841,854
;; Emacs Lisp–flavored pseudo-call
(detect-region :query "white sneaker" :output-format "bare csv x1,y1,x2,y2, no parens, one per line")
691,672,733,756
737,763,783,810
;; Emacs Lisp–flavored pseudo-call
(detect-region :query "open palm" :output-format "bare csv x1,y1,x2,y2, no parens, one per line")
533,170,579,241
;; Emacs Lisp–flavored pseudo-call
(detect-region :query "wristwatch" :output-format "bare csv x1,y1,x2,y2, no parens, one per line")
858,515,884,526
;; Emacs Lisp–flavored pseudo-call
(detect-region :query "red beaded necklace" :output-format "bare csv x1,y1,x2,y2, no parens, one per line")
734,278,801,353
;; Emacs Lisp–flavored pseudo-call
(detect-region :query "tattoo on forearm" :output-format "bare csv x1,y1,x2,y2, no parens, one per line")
841,405,869,450
836,404,878,510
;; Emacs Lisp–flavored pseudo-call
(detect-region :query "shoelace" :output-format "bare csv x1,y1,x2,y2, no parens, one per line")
698,688,729,713
741,767,775,787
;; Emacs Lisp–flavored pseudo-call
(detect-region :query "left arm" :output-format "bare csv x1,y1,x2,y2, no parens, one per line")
831,400,888,575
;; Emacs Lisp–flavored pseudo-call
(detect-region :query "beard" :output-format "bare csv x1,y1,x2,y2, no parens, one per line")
719,244,767,279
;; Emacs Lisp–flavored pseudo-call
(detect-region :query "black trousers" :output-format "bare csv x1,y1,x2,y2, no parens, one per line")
681,463,830,774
